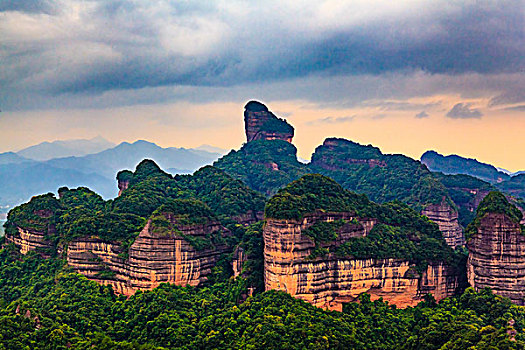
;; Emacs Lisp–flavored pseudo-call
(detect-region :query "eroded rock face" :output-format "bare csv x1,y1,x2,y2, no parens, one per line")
5,227,54,256
117,179,129,196
422,201,465,248
66,220,231,295
264,213,459,311
467,213,525,305
9,218,231,295
244,101,294,143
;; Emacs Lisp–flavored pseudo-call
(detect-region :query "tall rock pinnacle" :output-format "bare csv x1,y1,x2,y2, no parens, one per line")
244,101,294,143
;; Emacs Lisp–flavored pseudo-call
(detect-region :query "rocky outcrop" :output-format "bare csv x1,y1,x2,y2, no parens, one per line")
264,213,459,311
422,201,465,247
66,220,231,295
467,213,525,305
5,226,54,256
232,246,246,278
244,101,294,143
118,180,129,196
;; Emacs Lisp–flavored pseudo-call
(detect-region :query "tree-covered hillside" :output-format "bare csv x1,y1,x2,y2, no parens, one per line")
0,248,522,349
5,160,266,258
214,140,308,195
497,174,525,200
421,150,510,184
309,139,453,211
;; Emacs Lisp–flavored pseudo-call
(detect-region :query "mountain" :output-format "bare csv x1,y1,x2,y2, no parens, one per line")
496,174,525,199
17,136,116,160
421,150,510,184
0,152,30,165
0,161,114,212
195,144,229,155
467,192,525,305
44,140,221,179
264,174,462,310
0,140,222,212
2,101,525,349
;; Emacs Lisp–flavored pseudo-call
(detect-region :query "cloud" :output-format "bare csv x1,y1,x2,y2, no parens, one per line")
307,115,355,125
502,105,525,112
0,0,56,14
489,90,525,107
446,103,483,119
0,0,523,111
415,111,429,118
362,100,441,111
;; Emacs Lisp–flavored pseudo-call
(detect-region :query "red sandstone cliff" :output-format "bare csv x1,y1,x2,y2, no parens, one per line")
467,212,525,305
8,215,232,295
244,101,294,143
422,200,465,248
264,212,459,311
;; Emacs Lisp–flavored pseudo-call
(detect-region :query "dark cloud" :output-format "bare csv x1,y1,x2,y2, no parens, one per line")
415,111,429,118
0,1,523,111
307,115,355,125
446,103,483,119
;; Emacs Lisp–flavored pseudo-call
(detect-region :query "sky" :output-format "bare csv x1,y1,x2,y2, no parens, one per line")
1,0,524,171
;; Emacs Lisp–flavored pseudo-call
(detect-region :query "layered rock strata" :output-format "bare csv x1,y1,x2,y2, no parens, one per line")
244,101,294,143
422,201,465,247
264,213,459,311
9,218,231,295
6,226,54,256
467,213,525,305
66,220,231,295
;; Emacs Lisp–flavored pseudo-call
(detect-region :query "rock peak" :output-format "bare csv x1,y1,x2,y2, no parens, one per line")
244,100,294,143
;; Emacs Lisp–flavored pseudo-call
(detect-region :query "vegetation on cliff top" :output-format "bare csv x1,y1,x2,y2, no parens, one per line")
214,139,308,195
465,191,524,240
4,193,60,238
0,248,522,349
5,160,265,257
309,138,454,210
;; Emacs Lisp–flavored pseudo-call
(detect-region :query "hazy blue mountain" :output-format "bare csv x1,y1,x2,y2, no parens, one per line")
0,162,114,213
195,144,229,155
0,140,222,213
421,150,510,184
0,152,30,165
44,140,221,179
17,136,116,161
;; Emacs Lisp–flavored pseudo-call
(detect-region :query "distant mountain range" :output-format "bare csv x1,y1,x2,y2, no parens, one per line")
0,139,224,212
421,150,524,183
421,150,525,200
16,136,117,161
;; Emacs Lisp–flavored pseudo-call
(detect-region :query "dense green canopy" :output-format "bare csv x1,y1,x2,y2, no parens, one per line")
0,249,522,349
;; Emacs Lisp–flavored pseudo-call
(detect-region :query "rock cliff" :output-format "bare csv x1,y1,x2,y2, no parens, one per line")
244,101,294,143
467,192,525,305
6,226,54,256
264,214,459,311
67,218,231,295
421,200,465,248
264,174,462,310
310,138,464,248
